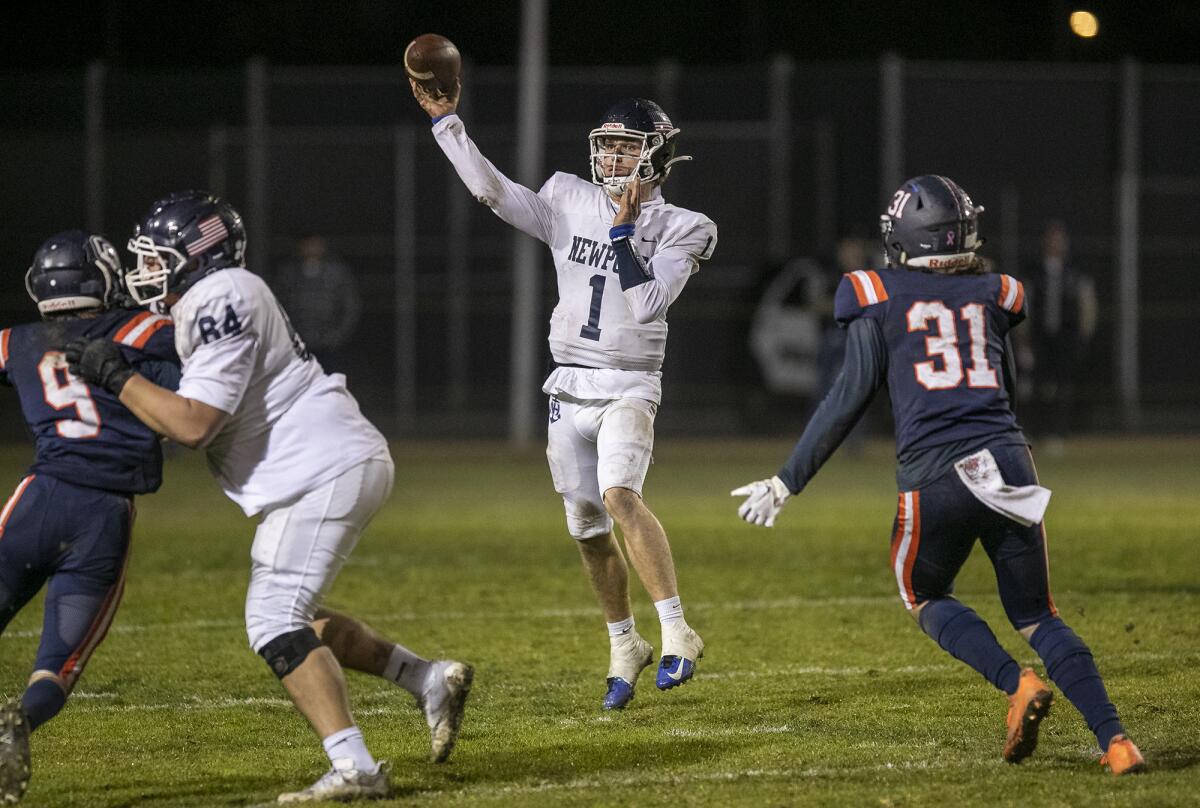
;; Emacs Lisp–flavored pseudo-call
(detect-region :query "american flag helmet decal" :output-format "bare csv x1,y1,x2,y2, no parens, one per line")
184,215,230,258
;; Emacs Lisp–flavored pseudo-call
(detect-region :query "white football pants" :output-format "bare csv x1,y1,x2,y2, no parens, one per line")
545,394,656,541
244,452,394,651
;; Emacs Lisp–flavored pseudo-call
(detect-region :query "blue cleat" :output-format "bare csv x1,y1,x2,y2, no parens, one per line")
602,633,653,711
603,677,637,711
656,624,704,690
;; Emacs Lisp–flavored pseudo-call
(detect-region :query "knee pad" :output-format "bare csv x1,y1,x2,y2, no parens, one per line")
564,497,613,541
258,627,322,679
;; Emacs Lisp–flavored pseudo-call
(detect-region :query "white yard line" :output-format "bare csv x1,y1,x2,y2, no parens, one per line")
405,759,961,802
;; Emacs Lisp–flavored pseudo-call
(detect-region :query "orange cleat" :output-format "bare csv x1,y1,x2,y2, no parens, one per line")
1101,735,1147,776
1003,667,1054,763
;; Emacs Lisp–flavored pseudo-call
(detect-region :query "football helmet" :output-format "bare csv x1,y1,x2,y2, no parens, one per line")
25,230,121,317
588,98,692,194
880,175,984,272
125,190,246,305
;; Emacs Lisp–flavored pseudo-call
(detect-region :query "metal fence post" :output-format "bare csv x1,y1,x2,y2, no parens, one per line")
394,126,418,430
84,61,106,233
446,67,472,413
814,116,836,256
509,0,548,446
1116,58,1142,430
767,54,794,262
245,58,269,274
880,53,904,205
207,125,229,197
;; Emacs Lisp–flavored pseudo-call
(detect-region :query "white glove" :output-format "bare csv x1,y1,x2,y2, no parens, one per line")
730,475,792,527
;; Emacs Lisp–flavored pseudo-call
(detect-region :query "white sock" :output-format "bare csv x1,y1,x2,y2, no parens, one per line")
383,644,432,697
607,616,636,641
322,726,376,773
654,596,685,627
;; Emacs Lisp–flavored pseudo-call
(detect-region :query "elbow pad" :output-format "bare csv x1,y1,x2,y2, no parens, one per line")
610,224,653,291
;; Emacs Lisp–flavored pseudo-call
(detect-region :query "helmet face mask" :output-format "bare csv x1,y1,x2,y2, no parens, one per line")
589,128,666,193
25,231,120,317
125,236,188,305
879,175,984,272
588,98,691,195
125,190,246,305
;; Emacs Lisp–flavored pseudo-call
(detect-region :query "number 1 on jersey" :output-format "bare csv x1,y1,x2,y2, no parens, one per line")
579,274,605,341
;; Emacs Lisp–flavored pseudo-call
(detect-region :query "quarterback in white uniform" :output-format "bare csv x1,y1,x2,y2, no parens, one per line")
413,81,716,710
66,192,472,803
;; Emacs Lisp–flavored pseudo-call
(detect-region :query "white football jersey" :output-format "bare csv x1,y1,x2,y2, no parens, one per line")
432,114,717,403
173,268,388,516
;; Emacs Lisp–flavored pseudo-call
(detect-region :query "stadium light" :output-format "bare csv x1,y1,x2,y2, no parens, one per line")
1070,10,1100,38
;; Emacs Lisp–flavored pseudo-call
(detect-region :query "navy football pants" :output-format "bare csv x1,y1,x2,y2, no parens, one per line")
889,443,1057,629
0,474,132,691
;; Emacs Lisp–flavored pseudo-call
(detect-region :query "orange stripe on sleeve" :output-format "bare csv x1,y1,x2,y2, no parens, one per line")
114,311,152,344
847,272,870,307
130,317,171,349
0,329,9,370
1013,280,1025,314
865,270,888,302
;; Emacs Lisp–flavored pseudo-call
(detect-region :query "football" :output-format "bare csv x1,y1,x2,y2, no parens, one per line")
404,33,460,98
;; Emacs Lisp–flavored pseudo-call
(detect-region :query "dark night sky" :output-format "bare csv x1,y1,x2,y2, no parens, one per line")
5,0,1199,70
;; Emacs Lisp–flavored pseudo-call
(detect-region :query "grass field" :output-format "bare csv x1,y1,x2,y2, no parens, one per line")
1,437,1197,807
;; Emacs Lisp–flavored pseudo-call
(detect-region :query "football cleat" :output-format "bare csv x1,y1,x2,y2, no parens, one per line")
1101,734,1147,776
419,660,474,763
603,633,653,711
1003,667,1054,763
656,624,704,691
0,699,31,804
276,758,390,803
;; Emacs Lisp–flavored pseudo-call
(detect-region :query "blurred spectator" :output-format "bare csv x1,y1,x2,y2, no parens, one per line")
273,235,362,374
1022,220,1097,448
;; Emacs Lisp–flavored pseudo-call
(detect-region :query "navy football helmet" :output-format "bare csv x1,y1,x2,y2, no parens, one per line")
125,190,246,305
879,175,985,272
25,230,121,317
588,98,692,194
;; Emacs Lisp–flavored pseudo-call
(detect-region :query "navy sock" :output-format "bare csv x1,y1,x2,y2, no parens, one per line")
918,598,1021,694
21,678,67,731
1029,617,1123,749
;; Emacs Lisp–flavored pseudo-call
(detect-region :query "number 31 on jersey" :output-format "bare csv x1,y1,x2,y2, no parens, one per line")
907,301,998,390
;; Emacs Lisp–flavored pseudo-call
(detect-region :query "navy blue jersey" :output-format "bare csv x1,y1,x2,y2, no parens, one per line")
0,309,180,495
835,268,1026,455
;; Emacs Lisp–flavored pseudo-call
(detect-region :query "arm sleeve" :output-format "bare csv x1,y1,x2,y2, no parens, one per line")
776,317,888,494
1001,333,1018,406
135,358,182,392
620,220,717,323
431,114,556,244
129,322,182,391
